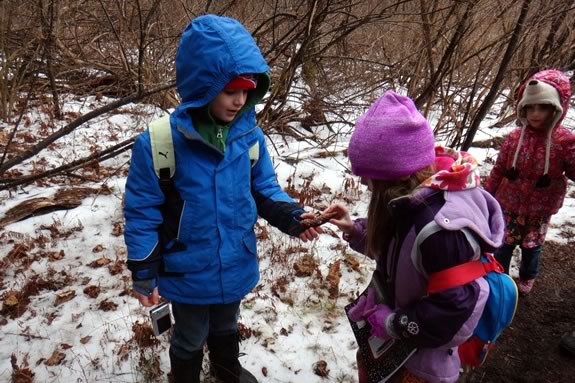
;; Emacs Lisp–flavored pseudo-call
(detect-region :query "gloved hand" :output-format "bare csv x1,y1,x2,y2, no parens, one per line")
348,288,378,322
367,304,394,340
286,208,307,237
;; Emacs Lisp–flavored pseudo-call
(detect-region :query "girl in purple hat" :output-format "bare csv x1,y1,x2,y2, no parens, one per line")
323,91,505,383
484,69,575,296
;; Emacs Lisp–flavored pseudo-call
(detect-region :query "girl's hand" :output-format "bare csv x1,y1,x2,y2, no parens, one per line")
323,203,354,234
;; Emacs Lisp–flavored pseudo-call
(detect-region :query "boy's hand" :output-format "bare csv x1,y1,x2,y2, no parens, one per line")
134,287,160,307
323,203,354,234
298,212,323,242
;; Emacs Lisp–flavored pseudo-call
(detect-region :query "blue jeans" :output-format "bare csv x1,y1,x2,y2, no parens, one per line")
170,300,240,359
495,244,542,280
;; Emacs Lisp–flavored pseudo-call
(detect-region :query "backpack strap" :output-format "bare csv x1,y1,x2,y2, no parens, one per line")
411,221,481,279
249,141,259,167
427,253,504,294
149,115,175,192
410,220,504,294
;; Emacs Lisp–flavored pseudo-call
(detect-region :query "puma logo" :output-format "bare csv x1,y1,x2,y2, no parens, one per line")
159,151,168,159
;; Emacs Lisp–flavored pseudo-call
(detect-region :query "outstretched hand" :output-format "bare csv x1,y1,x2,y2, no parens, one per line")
323,203,354,235
298,212,323,242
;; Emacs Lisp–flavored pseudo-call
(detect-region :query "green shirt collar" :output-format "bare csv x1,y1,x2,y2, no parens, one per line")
190,73,270,152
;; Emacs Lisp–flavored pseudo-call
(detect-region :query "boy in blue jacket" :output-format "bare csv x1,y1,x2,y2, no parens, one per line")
124,15,320,383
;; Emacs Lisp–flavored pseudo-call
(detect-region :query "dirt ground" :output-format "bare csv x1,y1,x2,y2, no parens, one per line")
466,239,575,383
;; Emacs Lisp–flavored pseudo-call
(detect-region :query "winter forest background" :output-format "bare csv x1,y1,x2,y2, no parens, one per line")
1,1,574,382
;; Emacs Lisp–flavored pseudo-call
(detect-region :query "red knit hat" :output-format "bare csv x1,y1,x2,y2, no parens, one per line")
224,74,257,90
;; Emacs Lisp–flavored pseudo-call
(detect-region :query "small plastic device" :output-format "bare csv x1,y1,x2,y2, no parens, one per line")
150,302,172,336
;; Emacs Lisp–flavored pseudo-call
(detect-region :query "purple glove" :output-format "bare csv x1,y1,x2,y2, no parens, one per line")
348,288,378,322
367,304,394,340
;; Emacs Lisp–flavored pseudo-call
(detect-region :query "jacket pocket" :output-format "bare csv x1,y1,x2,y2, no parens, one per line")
163,240,212,273
242,232,257,255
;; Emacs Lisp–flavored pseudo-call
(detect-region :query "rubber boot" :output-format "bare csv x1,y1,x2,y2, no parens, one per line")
207,333,258,383
169,348,203,383
560,331,575,357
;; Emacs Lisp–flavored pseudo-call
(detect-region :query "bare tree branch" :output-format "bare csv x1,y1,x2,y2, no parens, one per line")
0,81,175,174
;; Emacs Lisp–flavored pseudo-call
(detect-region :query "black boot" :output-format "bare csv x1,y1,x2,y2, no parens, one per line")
169,348,203,383
207,333,258,383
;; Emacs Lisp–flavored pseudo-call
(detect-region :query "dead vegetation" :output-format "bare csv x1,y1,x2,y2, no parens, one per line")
10,353,34,383
1,0,574,189
0,186,111,227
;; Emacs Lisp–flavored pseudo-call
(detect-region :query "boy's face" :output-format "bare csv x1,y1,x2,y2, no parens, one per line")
525,103,554,131
210,89,249,123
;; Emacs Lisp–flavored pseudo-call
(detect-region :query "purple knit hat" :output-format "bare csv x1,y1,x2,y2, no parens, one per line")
348,91,435,180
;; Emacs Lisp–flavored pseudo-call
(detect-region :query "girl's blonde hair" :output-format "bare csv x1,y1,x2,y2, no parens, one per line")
366,164,436,260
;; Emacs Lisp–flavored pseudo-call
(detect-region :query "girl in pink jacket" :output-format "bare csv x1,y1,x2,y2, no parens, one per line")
485,69,575,295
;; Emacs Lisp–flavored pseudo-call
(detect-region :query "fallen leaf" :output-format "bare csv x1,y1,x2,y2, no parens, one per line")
111,222,123,236
293,255,317,277
108,261,124,275
80,336,92,344
48,250,65,261
55,290,76,306
4,293,19,307
326,260,341,298
98,299,118,311
88,257,111,268
313,360,329,377
45,351,65,366
92,244,105,253
344,255,360,271
83,285,100,299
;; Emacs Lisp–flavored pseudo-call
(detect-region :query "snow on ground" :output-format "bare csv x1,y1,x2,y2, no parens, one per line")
0,93,573,382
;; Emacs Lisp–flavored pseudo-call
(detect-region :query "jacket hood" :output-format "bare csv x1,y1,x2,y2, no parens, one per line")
394,147,503,249
515,69,572,130
175,15,269,108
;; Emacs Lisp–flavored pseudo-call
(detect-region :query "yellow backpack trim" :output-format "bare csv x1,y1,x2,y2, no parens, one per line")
149,115,175,178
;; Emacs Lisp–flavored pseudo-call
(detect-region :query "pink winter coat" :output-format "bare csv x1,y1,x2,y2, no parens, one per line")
484,70,575,217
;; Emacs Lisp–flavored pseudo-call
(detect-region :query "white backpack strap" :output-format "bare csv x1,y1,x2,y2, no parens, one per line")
149,115,175,178
411,221,481,278
248,141,259,167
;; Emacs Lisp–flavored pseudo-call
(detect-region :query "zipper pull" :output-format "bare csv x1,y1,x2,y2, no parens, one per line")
216,127,223,139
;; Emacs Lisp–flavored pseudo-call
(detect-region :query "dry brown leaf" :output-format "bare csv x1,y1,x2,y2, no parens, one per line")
98,299,118,311
54,290,76,306
4,293,19,307
92,244,105,253
10,353,34,383
116,343,130,361
83,285,101,299
293,255,317,277
48,250,65,261
326,260,341,298
80,336,92,344
313,360,329,377
111,222,123,236
45,350,65,366
88,257,111,268
108,261,124,275
344,255,360,271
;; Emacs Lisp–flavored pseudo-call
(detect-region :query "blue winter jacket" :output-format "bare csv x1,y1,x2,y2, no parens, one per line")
124,15,304,304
